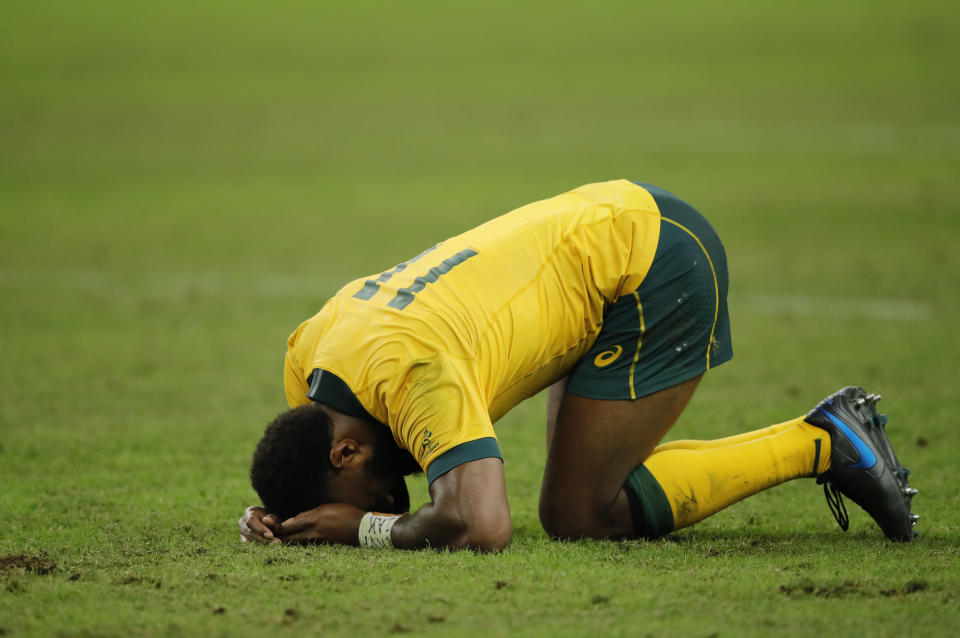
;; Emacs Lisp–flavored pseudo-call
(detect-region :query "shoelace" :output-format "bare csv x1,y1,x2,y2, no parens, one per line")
822,480,849,531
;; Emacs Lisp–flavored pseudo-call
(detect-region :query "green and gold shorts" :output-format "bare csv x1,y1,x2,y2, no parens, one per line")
565,183,733,400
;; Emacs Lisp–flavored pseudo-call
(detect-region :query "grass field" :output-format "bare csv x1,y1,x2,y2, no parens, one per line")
2,1,959,636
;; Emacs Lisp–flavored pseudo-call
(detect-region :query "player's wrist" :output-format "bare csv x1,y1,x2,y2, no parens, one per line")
358,512,402,548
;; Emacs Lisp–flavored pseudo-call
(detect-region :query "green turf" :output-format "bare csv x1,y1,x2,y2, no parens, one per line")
2,0,959,635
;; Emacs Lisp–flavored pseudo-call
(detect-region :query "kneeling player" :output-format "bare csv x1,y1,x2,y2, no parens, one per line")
239,180,918,550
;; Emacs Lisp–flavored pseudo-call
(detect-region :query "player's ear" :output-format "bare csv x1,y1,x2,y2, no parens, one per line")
329,438,361,469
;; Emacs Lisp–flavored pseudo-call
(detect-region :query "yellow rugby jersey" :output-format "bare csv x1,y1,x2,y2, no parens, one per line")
285,180,662,482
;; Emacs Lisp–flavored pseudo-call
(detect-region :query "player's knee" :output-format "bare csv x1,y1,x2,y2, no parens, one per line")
538,499,575,539
538,494,606,540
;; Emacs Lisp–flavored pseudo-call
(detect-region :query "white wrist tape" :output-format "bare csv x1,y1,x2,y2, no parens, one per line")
358,512,401,548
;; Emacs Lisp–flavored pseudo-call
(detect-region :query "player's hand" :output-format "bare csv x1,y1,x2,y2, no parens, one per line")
238,505,282,544
277,503,366,546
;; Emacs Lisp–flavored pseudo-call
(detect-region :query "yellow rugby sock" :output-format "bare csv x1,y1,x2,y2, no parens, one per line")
624,417,831,535
652,419,800,452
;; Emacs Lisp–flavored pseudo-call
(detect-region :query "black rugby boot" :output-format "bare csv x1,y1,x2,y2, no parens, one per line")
804,386,918,542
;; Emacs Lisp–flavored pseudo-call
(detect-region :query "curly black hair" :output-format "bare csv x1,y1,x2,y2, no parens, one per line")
250,403,335,520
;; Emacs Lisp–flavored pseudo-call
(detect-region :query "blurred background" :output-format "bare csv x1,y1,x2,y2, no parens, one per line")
1,0,958,546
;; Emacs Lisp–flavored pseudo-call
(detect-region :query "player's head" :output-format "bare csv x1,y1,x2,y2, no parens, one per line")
250,403,418,520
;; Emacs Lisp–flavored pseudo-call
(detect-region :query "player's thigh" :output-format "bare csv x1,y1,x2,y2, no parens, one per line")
541,375,702,515
545,376,569,448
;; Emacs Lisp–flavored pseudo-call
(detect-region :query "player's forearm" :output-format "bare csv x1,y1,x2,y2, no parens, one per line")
275,501,508,551
305,459,511,551
389,457,512,551
391,502,470,550
390,501,509,552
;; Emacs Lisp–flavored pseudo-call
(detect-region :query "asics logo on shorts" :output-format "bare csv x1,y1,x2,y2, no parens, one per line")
594,346,623,367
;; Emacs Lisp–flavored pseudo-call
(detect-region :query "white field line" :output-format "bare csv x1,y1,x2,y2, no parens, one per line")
1,268,932,321
0,267,351,298
736,293,931,322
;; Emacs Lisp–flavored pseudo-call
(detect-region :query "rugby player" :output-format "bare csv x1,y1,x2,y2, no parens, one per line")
238,180,918,551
